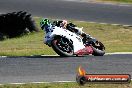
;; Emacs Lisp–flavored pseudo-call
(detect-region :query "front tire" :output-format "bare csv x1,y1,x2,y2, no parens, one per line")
51,36,74,57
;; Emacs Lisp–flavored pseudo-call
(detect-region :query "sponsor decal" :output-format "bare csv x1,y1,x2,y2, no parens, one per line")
76,66,131,85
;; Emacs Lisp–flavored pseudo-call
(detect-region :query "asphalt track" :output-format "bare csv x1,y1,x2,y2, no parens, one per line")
0,54,132,84
0,0,132,25
0,0,132,84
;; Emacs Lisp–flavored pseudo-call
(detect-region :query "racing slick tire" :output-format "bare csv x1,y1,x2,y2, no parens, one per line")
51,36,74,57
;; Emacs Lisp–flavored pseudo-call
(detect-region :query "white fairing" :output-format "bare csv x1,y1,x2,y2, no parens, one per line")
44,26,85,52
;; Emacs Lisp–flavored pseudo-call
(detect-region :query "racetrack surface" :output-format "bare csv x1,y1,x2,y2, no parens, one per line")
0,54,132,84
0,0,132,25
0,0,132,84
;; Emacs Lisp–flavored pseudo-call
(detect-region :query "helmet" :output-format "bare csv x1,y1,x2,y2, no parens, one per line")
61,20,68,28
40,18,50,29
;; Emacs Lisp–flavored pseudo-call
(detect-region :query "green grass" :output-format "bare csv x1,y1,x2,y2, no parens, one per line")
0,17,132,56
97,0,132,3
0,32,56,56
0,82,131,88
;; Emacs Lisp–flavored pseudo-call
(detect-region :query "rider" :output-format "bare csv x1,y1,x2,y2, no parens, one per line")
40,18,91,43
40,18,54,45
40,18,52,33
40,18,93,55
53,20,91,42
53,20,83,35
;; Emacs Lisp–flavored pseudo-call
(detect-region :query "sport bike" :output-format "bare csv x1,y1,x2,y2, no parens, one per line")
44,26,105,56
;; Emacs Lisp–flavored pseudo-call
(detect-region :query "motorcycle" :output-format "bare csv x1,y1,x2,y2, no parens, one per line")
44,25,105,57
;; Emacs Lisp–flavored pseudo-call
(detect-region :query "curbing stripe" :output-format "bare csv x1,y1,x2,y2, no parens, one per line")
0,79,131,85
99,23,108,25
64,0,132,7
123,25,132,27
41,54,59,56
0,52,132,58
105,52,132,55
0,55,59,58
80,21,132,27
52,81,75,83
0,56,7,58
111,24,121,26
0,81,76,85
88,21,97,24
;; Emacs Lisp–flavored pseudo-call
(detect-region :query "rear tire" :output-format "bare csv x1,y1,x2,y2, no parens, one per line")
92,41,105,56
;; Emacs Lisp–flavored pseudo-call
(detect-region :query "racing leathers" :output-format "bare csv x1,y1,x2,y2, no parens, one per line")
42,23,54,46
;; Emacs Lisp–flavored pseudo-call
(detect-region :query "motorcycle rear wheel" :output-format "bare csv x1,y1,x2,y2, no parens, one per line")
92,41,105,56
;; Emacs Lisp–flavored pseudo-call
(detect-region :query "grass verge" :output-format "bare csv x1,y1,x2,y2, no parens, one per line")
0,17,132,56
0,82,131,88
96,0,132,4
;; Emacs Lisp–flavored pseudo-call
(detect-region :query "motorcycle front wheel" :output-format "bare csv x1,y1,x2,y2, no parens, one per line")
51,36,74,57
